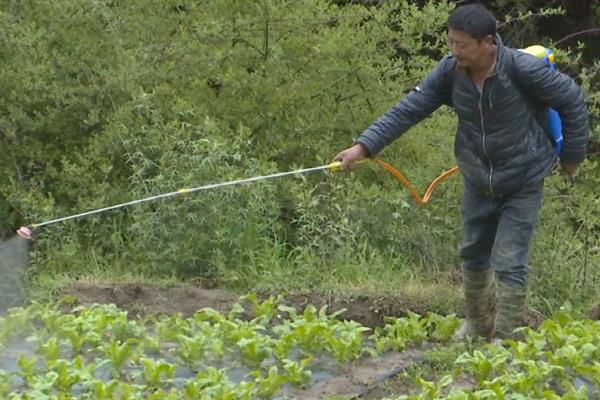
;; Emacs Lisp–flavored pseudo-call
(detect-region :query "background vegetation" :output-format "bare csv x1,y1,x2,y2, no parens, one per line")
0,0,598,317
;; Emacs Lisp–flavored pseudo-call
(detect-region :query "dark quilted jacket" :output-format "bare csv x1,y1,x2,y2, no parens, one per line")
356,36,590,197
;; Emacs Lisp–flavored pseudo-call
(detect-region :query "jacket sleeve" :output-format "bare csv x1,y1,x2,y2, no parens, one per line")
355,56,455,156
513,51,590,164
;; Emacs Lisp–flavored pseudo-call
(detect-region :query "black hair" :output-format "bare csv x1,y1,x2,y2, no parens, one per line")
448,3,497,40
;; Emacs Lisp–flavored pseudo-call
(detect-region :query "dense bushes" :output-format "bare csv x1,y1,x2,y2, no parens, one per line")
0,0,598,315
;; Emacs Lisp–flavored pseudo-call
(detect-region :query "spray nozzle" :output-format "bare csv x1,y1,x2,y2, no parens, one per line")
16,226,34,240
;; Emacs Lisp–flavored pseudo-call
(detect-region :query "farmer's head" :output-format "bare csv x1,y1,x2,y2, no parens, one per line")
447,4,497,68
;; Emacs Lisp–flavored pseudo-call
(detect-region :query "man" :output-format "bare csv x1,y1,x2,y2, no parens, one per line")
334,3,589,340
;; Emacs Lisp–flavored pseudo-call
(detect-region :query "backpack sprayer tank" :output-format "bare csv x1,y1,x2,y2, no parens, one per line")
520,45,564,156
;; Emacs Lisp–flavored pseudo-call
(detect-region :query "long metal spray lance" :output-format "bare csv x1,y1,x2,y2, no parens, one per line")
16,158,460,240
16,161,346,239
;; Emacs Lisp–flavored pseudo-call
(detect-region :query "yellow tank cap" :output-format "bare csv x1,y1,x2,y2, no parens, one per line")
521,45,549,59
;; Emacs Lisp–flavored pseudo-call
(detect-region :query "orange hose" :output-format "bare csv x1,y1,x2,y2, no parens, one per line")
372,159,459,205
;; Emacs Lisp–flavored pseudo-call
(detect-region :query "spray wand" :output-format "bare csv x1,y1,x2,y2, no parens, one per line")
16,159,459,240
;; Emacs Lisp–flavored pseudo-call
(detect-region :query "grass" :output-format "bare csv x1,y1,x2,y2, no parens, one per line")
26,268,183,306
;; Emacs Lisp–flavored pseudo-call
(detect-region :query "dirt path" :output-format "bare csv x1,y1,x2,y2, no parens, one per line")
283,348,429,399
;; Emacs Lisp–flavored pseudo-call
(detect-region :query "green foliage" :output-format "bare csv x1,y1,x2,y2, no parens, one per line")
375,311,460,353
529,161,600,314
0,0,597,318
0,0,459,281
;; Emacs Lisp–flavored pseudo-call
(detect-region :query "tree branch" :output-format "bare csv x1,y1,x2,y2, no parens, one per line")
556,28,600,46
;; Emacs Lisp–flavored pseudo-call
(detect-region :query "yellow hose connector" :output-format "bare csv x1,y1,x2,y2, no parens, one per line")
327,161,344,172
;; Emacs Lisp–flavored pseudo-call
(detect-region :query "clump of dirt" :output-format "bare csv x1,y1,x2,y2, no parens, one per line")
279,291,429,327
63,283,239,317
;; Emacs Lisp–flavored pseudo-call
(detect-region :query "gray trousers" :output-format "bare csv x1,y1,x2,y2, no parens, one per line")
459,179,544,287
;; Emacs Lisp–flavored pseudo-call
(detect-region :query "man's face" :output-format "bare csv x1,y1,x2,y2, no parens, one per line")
447,28,492,69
